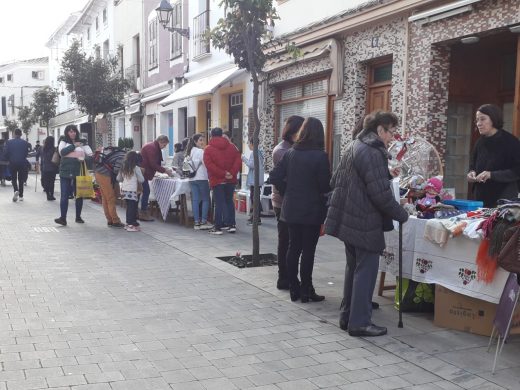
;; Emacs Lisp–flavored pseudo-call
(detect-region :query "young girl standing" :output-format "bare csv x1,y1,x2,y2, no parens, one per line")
117,151,144,232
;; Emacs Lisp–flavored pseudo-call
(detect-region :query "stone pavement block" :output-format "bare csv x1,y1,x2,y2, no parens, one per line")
41,356,78,367
338,382,382,390
46,374,87,387
310,362,348,376
338,357,376,370
199,377,238,389
310,351,344,364
247,372,286,386
367,362,411,377
339,368,380,383
63,364,101,376
370,375,413,389
109,377,171,390
71,384,112,390
25,366,64,379
276,378,319,390
282,356,319,369
309,373,348,388
161,368,196,384
170,381,205,390
400,370,442,385
84,371,125,383
4,378,47,390
432,380,465,389
3,359,41,371
0,353,21,363
280,367,317,381
187,365,223,380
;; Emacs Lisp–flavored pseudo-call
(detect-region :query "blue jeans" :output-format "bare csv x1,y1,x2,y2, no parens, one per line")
60,177,83,220
213,183,236,229
190,180,210,224
140,179,150,211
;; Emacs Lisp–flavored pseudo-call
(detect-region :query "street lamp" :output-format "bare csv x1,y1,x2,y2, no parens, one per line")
156,0,190,39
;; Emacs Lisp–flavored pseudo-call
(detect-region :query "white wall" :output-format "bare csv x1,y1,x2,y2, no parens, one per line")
273,0,367,36
0,60,49,144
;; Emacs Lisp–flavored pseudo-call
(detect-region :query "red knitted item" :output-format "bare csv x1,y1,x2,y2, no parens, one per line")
476,238,497,284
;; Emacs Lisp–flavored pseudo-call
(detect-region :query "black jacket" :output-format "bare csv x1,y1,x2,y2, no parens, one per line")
270,145,331,225
324,129,408,253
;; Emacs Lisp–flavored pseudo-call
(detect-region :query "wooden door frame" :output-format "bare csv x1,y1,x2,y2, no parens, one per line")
366,56,393,114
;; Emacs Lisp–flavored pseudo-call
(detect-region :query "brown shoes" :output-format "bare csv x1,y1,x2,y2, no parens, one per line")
138,210,155,222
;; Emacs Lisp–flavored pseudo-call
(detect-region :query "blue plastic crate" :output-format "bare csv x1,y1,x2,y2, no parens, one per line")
442,199,484,211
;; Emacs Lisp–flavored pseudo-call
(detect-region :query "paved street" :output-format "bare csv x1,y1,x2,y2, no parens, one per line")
0,173,519,390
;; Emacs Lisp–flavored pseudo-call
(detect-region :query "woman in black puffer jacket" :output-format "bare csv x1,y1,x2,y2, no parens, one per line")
40,136,59,200
325,111,408,338
270,117,331,303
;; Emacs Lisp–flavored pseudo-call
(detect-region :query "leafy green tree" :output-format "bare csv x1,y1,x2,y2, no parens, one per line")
209,0,279,264
17,106,36,140
3,118,19,137
31,87,59,137
59,40,130,146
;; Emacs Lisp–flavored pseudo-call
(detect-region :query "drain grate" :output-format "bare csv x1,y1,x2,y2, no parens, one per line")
33,227,59,233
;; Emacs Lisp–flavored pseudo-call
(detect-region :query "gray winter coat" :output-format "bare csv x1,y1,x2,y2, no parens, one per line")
324,129,408,253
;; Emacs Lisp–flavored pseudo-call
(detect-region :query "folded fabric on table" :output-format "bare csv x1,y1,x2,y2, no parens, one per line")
424,219,449,247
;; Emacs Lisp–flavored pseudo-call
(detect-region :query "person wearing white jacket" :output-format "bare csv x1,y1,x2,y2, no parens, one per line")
117,151,144,232
185,134,212,230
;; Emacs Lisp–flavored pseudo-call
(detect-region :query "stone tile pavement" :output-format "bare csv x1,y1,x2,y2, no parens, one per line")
0,173,519,389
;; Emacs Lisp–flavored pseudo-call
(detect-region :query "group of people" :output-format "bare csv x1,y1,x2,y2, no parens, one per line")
2,103,518,338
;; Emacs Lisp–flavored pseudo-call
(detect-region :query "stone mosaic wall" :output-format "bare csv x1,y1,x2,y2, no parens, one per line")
341,17,407,152
407,0,520,156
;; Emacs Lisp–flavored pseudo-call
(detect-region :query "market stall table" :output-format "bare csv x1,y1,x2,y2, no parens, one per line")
379,216,510,303
150,177,191,224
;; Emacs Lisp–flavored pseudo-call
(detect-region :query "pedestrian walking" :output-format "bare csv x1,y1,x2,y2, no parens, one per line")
185,133,212,230
242,139,265,225
94,146,126,228
117,151,144,232
172,143,184,172
40,136,59,200
4,129,29,202
271,115,304,290
325,111,408,337
140,135,173,222
269,117,331,303
54,125,88,226
203,127,241,235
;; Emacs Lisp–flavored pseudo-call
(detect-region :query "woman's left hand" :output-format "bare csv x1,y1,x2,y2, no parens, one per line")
475,170,491,183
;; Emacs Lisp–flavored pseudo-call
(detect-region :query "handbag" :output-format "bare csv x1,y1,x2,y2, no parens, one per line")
182,155,199,179
51,148,60,165
75,161,95,199
497,225,520,274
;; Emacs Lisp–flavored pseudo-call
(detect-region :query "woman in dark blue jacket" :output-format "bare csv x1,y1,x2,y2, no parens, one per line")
270,117,331,303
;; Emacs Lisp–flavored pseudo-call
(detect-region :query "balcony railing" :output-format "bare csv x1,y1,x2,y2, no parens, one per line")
193,10,210,60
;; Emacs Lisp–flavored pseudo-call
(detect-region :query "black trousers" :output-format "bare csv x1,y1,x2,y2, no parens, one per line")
286,223,321,291
9,163,28,197
126,199,139,225
41,171,56,194
274,207,289,280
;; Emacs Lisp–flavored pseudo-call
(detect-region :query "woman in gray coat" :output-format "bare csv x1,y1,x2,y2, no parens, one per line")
325,111,408,337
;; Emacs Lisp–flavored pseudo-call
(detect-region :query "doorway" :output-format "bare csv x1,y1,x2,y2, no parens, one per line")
366,58,392,113
446,31,518,198
229,92,243,153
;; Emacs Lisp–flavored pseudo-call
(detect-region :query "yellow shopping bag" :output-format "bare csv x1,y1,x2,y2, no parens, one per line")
76,161,95,199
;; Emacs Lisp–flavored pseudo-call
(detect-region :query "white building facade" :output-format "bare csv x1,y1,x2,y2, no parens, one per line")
0,57,49,145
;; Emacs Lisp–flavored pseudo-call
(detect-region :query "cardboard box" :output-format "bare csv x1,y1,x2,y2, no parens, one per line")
434,285,520,337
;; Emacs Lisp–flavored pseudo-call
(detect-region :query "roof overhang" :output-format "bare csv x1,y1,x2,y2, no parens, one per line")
263,39,333,73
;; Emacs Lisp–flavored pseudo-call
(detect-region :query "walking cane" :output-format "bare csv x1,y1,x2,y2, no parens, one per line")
398,221,403,328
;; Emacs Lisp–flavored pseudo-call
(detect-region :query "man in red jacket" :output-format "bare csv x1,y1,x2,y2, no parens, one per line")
203,127,241,235
140,135,173,221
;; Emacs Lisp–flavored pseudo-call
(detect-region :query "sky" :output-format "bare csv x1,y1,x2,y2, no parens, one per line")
0,0,88,65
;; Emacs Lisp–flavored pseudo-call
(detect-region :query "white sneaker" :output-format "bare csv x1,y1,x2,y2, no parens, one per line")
18,197,24,202
209,228,223,235
12,191,19,202
199,222,213,230
193,223,201,230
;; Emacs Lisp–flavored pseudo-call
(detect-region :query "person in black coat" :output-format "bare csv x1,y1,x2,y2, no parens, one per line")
270,117,331,303
325,111,408,337
467,104,520,207
40,136,59,200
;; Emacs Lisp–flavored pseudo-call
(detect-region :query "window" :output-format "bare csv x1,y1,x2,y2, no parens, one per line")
276,78,329,143
7,74,13,82
87,27,90,41
32,71,44,80
170,1,182,59
0,77,4,83
103,8,107,25
230,93,243,106
103,40,110,60
148,18,158,69
193,0,210,59
96,16,99,31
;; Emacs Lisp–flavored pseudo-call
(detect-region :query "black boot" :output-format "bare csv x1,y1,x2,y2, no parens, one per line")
300,286,325,303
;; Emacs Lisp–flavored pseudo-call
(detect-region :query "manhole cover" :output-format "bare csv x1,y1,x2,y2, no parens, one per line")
33,227,59,233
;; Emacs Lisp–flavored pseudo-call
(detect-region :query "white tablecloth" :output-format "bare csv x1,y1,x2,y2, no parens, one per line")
150,178,191,220
380,216,510,303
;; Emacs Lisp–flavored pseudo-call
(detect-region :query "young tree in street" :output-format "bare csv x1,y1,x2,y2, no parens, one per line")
59,41,130,146
31,87,59,137
209,0,279,264
17,106,36,140
3,118,19,137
